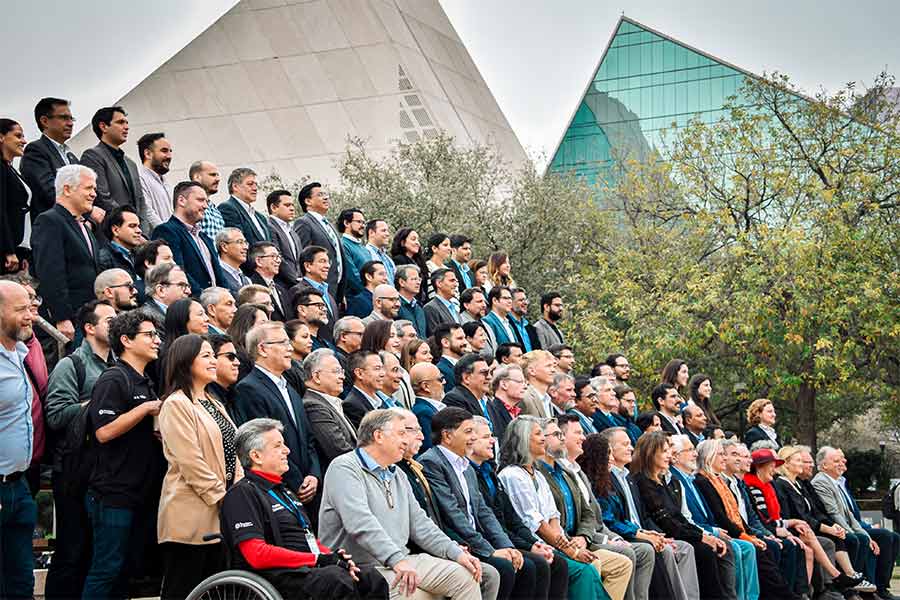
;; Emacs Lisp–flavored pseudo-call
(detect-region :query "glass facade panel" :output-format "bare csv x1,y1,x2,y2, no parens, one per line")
550,18,753,185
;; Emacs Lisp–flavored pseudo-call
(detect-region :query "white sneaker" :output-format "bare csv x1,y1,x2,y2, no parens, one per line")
852,579,877,593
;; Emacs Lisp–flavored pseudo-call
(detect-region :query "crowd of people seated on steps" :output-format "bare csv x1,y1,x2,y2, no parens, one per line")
1,98,898,600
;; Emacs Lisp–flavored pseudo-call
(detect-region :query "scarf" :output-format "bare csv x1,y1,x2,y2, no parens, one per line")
743,472,781,522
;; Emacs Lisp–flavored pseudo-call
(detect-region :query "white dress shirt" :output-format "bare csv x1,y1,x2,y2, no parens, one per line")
256,365,295,424
498,465,559,532
438,445,475,527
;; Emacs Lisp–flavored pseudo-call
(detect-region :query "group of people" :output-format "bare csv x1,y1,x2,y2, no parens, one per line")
0,98,897,600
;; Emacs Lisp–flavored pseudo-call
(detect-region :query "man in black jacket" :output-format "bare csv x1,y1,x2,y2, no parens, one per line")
443,353,504,435
30,164,100,343
20,97,80,220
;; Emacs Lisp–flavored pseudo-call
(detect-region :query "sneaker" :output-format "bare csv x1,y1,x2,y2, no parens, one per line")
876,590,900,600
833,573,865,592
851,580,877,594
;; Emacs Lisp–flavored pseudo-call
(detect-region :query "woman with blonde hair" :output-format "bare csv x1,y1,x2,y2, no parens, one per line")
157,334,243,599
744,399,779,450
487,252,515,289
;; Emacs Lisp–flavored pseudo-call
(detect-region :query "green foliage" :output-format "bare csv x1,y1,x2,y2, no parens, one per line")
330,133,609,302
568,73,900,445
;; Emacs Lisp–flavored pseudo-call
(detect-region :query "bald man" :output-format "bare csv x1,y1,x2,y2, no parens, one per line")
410,362,447,455
0,280,38,599
362,283,401,325
94,268,138,312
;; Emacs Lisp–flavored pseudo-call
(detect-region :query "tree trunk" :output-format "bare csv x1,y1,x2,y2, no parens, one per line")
795,381,817,451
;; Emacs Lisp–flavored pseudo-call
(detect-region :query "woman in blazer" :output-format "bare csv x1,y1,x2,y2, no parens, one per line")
0,119,30,273
157,334,243,600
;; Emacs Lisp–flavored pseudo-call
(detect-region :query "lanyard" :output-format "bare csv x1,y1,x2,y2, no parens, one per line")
266,488,309,530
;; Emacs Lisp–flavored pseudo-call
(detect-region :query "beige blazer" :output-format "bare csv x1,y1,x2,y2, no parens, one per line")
519,384,550,418
157,390,244,544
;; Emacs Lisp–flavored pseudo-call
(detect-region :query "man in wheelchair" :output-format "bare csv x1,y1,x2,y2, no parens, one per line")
221,418,389,599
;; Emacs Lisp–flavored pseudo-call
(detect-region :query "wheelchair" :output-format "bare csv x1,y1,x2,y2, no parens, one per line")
185,533,285,600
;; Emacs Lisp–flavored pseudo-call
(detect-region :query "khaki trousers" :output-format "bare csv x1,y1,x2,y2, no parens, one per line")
376,553,491,600
591,548,634,600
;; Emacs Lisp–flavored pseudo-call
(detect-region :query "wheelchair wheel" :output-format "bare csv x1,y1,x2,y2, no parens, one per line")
186,569,284,600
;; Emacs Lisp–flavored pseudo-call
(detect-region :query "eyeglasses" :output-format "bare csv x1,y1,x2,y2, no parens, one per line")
260,253,282,261
302,302,326,308
108,282,136,291
376,297,401,302
261,338,292,348
615,363,630,369
343,330,364,337
315,367,345,376
405,426,423,434
27,295,43,307
547,431,565,440
421,376,446,384
216,351,239,362
49,114,76,122
135,330,161,340
226,239,249,246
163,281,191,290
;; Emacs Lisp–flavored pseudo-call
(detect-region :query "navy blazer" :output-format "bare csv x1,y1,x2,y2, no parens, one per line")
743,426,780,450
436,357,456,393
151,216,224,296
341,386,385,430
218,196,271,248
419,446,513,558
20,135,79,219
219,264,251,296
30,204,99,323
412,396,440,454
488,398,514,447
249,271,290,322
268,215,303,287
442,384,482,416
233,367,321,492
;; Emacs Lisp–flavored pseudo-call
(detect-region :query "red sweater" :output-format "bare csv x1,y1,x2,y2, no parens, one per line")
237,470,330,569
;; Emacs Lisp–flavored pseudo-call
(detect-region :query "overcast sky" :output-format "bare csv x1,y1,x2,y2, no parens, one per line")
2,0,898,162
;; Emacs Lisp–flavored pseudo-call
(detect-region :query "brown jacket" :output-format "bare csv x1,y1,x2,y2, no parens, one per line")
519,384,550,418
157,390,243,544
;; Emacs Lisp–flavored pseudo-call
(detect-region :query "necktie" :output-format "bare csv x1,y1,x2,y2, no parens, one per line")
76,217,93,255
269,283,283,315
321,218,343,278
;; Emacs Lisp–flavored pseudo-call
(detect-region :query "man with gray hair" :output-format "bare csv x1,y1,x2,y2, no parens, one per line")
489,363,526,444
218,167,271,247
362,284,401,326
200,286,237,334
142,262,190,320
220,418,389,599
215,226,251,294
94,268,138,312
547,372,575,415
319,409,499,600
234,322,321,508
301,348,356,472
31,164,100,341
392,319,418,354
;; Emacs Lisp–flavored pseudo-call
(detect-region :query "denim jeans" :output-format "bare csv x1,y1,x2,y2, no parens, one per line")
0,478,37,600
82,493,136,600
45,471,92,599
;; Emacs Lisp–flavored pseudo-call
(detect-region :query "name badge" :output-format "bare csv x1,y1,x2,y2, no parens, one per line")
305,530,320,557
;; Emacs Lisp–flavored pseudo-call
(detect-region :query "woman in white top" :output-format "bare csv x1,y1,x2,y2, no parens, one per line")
0,119,31,272
497,416,611,600
425,233,451,300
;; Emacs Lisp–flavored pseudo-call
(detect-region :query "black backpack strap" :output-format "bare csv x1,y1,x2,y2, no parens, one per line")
70,353,87,401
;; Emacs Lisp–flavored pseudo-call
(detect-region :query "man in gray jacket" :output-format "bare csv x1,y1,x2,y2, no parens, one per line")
319,409,500,599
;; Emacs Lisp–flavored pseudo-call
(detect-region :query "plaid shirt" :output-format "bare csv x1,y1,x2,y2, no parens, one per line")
199,203,225,239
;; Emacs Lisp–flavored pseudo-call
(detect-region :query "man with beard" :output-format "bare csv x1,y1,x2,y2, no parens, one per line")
98,206,145,298
191,161,226,239
94,268,139,312
21,97,81,219
338,208,369,297
151,181,224,297
136,133,173,230
534,292,565,350
433,323,469,393
0,280,38,599
291,288,332,351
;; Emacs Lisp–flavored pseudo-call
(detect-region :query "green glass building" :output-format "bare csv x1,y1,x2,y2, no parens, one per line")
549,17,753,184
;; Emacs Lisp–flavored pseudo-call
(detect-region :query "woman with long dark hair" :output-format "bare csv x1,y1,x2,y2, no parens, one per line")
283,319,311,397
688,374,720,427
401,338,432,371
631,431,735,600
0,118,30,273
164,297,209,339
391,227,428,303
660,359,689,403
487,252,515,290
157,334,242,600
360,319,400,355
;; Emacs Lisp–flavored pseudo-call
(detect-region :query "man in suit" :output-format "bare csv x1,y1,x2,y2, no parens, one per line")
288,288,332,351
420,407,534,600
337,208,368,298
345,260,386,319
20,97,81,220
362,284,400,326
266,189,302,287
569,376,599,435
682,404,708,448
300,348,357,472
488,364,526,446
534,292,566,350
396,264,427,338
518,350,557,419
294,245,340,332
214,227,251,294
442,353,498,426
364,219,395,286
332,316,364,397
247,241,289,321
150,181,224,297
218,168,271,251
601,428,700,600
592,378,622,433
292,182,344,302
813,447,880,588
448,235,474,295
482,287,516,351
97,206,143,294
80,106,148,231
651,383,685,436
410,361,446,454
460,287,487,324
142,262,191,320
199,287,236,335
233,322,321,503
432,323,468,393
30,165,100,342
423,268,460,336
507,288,538,352
547,372,575,416
341,351,390,429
